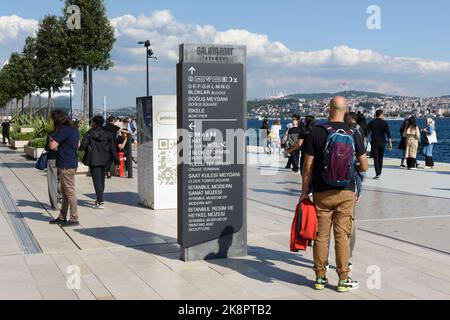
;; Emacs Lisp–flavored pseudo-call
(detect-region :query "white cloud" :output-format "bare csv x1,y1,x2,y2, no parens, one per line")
1,10,450,105
0,15,38,43
111,10,450,76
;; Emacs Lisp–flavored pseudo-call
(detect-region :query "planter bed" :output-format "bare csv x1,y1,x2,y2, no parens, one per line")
10,139,29,149
24,145,45,160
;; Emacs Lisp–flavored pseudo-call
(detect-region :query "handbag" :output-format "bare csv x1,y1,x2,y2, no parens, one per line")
427,131,437,144
35,152,48,171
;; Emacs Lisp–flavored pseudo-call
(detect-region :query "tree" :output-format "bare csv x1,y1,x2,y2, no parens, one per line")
34,16,70,117
22,37,39,117
64,0,116,123
2,53,25,114
0,69,10,115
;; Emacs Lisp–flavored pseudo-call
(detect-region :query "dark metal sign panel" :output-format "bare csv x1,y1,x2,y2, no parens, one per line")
177,44,246,248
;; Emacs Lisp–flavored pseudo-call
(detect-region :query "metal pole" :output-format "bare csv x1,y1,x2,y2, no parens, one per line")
146,51,149,97
89,66,93,124
69,73,73,119
103,96,106,120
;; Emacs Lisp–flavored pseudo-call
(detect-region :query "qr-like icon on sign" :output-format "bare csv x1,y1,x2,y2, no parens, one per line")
158,139,177,186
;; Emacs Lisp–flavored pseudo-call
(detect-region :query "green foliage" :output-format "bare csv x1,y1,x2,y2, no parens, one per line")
11,132,34,141
34,15,70,117
10,114,54,141
29,137,47,148
64,0,116,71
1,1,116,118
77,123,90,138
32,117,54,139
77,124,90,162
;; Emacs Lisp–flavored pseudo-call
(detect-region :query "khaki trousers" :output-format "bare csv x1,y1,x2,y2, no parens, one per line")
58,168,78,221
313,190,355,280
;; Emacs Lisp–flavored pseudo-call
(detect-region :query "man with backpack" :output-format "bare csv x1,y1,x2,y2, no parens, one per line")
300,96,368,293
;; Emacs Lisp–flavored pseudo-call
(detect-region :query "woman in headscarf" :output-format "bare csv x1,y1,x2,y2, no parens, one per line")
421,118,437,169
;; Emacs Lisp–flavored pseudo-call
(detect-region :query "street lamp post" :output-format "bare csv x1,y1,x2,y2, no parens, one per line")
137,40,157,97
69,72,74,119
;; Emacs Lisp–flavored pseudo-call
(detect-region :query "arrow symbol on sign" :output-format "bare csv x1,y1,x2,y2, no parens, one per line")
188,67,196,75
189,123,196,130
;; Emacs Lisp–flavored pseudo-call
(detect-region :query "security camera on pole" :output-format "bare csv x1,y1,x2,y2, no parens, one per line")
137,40,158,97
136,40,177,210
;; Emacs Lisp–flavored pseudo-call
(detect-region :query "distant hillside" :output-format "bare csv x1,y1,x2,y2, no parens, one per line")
286,90,389,100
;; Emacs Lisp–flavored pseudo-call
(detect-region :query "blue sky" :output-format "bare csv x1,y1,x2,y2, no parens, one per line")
1,0,450,109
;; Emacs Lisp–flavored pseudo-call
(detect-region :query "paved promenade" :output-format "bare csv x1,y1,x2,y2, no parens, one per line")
0,144,449,300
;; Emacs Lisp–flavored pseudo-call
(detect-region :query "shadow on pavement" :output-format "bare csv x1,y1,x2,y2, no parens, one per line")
76,225,315,288
83,192,142,208
75,225,177,250
0,162,35,169
20,211,54,222
207,246,315,288
249,188,298,197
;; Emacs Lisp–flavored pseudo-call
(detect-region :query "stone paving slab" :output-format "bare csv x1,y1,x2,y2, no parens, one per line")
0,145,449,300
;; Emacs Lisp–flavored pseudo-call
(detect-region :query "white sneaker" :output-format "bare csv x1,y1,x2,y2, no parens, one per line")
93,202,105,210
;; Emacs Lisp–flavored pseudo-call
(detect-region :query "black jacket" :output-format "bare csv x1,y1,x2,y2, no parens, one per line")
45,134,58,160
104,123,120,138
80,127,118,167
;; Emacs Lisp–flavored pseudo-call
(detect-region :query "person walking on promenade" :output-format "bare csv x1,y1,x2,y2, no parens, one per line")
284,119,301,173
283,115,301,169
48,110,80,227
104,116,120,178
356,112,368,147
287,115,315,177
422,118,437,169
260,119,270,154
1,119,10,145
301,96,368,293
45,133,61,212
80,116,118,209
117,128,133,178
367,109,392,180
399,118,409,168
269,119,282,155
345,112,367,264
403,117,420,170
120,119,134,178
346,112,366,200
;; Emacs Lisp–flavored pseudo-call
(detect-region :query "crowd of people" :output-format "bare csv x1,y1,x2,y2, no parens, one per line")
261,109,439,177
0,104,440,293
42,111,136,226
260,97,439,293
